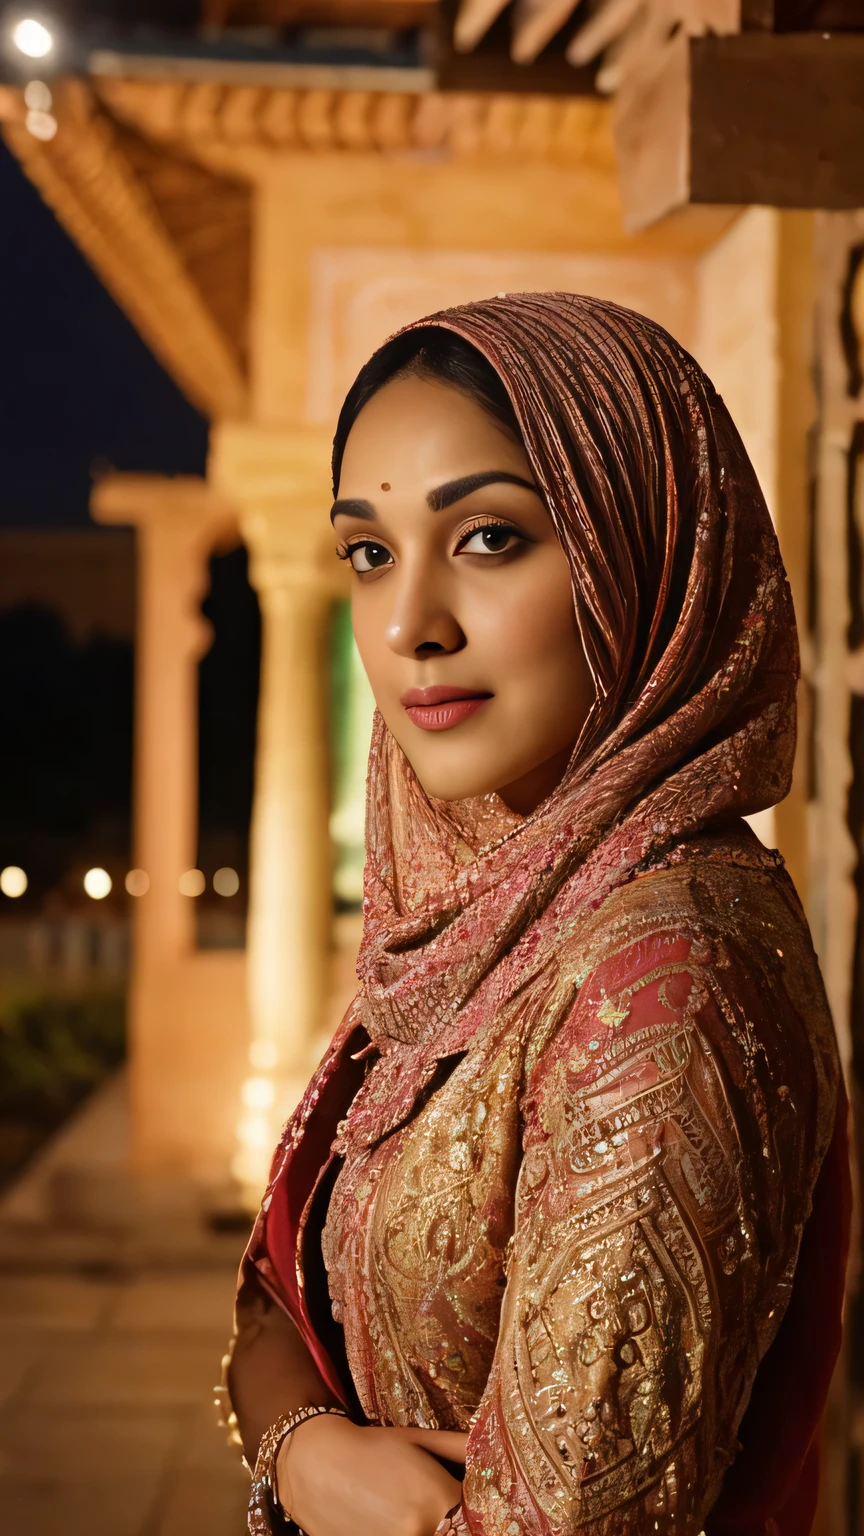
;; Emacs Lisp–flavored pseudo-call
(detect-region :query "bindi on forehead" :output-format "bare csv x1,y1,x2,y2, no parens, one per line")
381,482,391,491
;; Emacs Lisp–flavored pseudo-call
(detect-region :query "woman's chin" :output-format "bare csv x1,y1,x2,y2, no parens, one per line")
417,774,510,805
403,754,534,807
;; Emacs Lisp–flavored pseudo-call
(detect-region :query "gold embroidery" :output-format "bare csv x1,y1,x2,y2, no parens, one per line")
596,997,631,1027
319,850,839,1533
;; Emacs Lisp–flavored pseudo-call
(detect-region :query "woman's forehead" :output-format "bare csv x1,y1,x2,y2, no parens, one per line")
339,375,530,486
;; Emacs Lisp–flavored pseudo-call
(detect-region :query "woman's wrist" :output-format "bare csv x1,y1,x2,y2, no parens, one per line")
274,1416,331,1515
274,1431,297,1518
250,1405,348,1530
275,1409,355,1511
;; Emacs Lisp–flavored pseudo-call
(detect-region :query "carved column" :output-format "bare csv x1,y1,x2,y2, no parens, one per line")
210,423,342,1192
811,215,864,1078
92,474,243,1179
696,209,815,903
807,214,864,1536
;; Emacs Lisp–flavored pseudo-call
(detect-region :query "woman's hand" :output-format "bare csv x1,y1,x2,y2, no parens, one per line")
276,1415,463,1536
389,1426,469,1463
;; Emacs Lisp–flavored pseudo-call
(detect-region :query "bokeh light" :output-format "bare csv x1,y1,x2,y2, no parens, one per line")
213,866,239,897
178,868,205,897
231,1145,262,1187
12,19,54,58
125,869,150,897
25,107,57,141
84,867,112,900
24,79,51,109
0,865,27,898
241,1075,275,1110
249,1038,278,1071
236,1114,269,1149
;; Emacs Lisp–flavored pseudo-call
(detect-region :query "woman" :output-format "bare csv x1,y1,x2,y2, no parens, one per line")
225,293,850,1536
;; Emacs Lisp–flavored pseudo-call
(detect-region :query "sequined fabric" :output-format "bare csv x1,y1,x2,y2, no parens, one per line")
319,836,838,1536
353,294,799,1055
237,295,847,1536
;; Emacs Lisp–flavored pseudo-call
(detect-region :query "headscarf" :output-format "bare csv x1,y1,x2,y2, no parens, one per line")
349,292,798,1050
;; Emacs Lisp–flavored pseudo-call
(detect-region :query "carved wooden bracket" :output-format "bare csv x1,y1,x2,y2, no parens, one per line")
0,79,249,420
91,73,614,171
615,31,864,232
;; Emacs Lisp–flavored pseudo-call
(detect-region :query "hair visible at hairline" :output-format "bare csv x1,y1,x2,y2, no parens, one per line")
332,328,522,495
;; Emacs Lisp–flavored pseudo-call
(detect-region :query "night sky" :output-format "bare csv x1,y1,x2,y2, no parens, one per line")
0,138,208,528
0,137,258,905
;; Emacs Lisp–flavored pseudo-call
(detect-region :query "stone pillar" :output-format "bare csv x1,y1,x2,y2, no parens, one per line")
810,215,864,1081
696,210,815,906
210,423,343,1192
92,474,247,1182
798,217,863,1536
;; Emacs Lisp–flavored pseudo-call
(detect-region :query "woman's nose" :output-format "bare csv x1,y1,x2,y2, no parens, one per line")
384,570,466,658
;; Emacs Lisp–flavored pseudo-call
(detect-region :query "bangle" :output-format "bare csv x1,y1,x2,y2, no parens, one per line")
214,1351,245,1462
248,1404,348,1536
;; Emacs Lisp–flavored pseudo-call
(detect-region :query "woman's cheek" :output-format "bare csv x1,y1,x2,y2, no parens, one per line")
474,571,577,683
350,605,395,711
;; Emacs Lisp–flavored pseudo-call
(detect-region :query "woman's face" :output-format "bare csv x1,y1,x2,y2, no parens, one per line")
333,374,594,815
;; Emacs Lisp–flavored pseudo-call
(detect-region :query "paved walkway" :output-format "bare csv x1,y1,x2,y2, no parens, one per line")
0,1265,249,1536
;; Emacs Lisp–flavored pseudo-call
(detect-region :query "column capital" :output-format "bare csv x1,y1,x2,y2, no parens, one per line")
91,473,237,546
92,473,236,665
210,421,345,597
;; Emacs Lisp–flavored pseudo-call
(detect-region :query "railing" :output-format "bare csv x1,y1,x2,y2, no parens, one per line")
0,917,130,985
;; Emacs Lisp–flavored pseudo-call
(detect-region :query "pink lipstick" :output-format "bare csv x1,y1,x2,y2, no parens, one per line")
400,685,492,732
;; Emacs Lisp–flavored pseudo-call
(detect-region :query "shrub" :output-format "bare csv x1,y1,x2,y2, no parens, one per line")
0,991,126,1123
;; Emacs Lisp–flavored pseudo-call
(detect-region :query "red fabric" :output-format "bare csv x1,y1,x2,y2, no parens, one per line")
707,1083,851,1536
254,1016,371,1408
257,1033,850,1533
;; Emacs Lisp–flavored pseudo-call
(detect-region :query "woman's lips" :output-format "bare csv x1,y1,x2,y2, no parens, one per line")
401,685,493,732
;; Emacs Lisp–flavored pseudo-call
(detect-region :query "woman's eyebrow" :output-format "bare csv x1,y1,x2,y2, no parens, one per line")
330,498,375,524
329,472,537,523
427,471,537,511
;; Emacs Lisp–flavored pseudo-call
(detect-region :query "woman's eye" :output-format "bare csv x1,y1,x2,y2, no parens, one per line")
347,541,393,574
459,524,520,556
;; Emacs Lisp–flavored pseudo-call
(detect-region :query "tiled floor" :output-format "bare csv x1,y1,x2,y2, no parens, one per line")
0,1266,249,1536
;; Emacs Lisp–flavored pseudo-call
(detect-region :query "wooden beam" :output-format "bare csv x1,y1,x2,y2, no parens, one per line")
613,30,690,231
0,78,248,420
566,0,644,66
615,31,864,231
453,0,513,52
690,33,864,209
203,0,437,24
439,0,597,91
510,0,583,65
742,0,864,24
566,0,739,90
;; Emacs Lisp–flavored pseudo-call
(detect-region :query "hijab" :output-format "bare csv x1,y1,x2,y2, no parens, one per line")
344,293,798,1053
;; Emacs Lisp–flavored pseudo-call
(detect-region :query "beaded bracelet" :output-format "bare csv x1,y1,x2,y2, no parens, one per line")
248,1404,348,1536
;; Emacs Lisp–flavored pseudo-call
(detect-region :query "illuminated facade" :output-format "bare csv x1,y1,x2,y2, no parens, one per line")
0,0,860,1241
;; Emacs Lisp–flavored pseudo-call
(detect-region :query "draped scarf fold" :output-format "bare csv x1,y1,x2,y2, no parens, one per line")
348,293,798,1051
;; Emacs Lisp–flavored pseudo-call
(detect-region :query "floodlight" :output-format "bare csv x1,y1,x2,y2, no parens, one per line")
11,17,53,59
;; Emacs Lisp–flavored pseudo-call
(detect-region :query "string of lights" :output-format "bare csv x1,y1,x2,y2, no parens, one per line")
0,864,242,899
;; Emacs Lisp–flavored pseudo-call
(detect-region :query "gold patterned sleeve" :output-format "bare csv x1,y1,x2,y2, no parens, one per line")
446,921,831,1536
